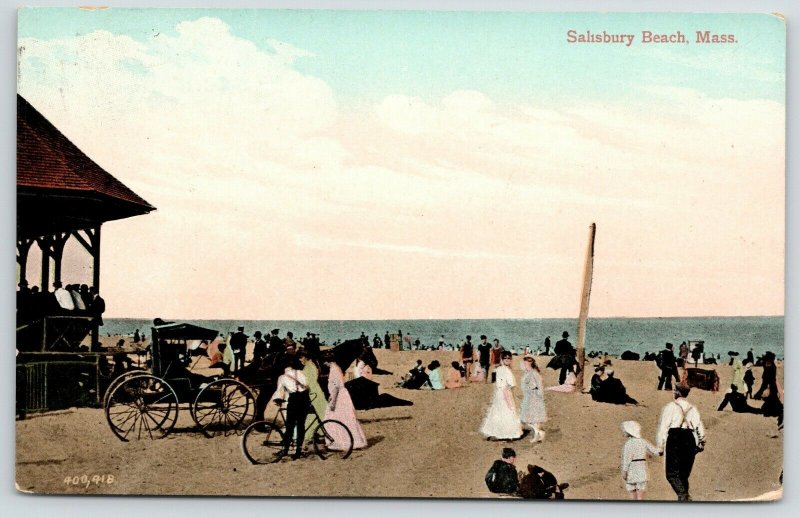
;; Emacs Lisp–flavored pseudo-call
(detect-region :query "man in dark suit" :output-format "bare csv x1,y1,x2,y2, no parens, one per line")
230,326,248,372
657,342,680,390
554,331,575,384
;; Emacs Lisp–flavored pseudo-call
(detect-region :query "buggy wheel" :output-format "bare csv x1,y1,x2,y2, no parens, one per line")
105,374,178,441
102,369,146,409
241,421,287,464
312,419,353,460
192,379,256,437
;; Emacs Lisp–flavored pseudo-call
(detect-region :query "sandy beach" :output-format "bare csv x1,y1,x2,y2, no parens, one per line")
15,344,783,501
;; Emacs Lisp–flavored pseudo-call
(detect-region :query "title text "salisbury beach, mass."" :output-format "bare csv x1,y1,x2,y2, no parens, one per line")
566,30,737,47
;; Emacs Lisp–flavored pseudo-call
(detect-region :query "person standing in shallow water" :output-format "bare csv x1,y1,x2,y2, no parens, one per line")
656,384,706,501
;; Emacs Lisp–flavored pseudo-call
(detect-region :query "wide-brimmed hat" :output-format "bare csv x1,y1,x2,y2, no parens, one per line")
562,331,569,338
621,421,641,438
728,350,739,356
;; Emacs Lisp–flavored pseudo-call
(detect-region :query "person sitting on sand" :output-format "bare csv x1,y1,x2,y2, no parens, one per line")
401,363,430,390
422,361,444,390
717,384,762,414
445,361,464,389
471,362,486,382
594,369,638,405
546,364,577,393
589,366,605,400
354,354,373,380
485,448,520,495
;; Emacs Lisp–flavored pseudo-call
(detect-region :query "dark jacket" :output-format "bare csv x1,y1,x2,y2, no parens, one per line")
485,460,519,494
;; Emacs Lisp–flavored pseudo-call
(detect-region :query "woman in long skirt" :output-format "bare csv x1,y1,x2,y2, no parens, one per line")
480,351,523,440
520,356,547,442
323,356,368,449
300,352,327,443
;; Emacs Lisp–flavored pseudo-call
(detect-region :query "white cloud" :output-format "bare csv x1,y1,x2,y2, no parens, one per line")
18,19,784,319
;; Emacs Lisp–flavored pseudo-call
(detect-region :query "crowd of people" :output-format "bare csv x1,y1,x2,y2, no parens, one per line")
113,322,783,499
16,280,106,325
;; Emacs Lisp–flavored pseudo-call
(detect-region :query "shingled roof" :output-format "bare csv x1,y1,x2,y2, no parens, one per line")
17,94,155,239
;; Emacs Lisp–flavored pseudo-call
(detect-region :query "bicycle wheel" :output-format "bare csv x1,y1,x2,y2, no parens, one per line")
241,421,287,464
312,419,353,460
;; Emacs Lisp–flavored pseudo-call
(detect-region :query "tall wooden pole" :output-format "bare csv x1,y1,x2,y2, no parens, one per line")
575,223,596,392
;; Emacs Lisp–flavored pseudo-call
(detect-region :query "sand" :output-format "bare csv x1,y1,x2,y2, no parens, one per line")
15,344,783,501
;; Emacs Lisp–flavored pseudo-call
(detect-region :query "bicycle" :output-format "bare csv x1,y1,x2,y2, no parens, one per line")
241,393,354,464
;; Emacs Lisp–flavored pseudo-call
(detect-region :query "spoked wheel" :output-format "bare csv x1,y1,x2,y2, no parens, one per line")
102,369,146,409
241,421,287,464
312,419,353,460
105,373,179,441
192,379,256,437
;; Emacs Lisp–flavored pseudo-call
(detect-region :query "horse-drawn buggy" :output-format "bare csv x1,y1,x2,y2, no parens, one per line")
104,321,258,441
104,323,379,442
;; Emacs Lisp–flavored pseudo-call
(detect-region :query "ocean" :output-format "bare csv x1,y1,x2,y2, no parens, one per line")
102,316,784,360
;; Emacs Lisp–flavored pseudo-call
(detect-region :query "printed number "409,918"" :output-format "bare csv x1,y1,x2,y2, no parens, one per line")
64,474,115,488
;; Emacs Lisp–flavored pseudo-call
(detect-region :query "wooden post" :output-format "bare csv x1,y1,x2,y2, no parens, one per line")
90,225,102,350
575,223,596,392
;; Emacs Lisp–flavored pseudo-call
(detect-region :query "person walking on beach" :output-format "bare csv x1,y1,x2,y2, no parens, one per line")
461,335,474,382
544,336,551,355
323,353,368,450
478,335,492,383
480,351,523,440
621,421,661,500
133,329,140,344
754,351,778,400
656,384,706,501
554,331,575,384
657,343,679,391
520,356,547,442
384,331,390,349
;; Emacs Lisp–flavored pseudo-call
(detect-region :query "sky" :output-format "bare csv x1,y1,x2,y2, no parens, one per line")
16,9,786,319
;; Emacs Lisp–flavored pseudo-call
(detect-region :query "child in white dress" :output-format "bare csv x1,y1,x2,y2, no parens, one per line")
620,420,661,500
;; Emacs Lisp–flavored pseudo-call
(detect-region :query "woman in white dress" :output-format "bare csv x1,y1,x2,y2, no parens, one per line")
480,351,523,440
520,356,547,443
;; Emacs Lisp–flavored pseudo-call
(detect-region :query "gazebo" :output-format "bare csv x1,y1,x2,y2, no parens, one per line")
16,94,155,413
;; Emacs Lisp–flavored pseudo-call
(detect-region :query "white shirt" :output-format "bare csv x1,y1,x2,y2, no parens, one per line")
54,287,75,310
70,290,86,310
656,398,705,449
271,369,309,401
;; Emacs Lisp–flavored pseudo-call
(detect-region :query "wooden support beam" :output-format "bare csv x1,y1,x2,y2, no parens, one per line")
16,239,34,284
90,225,102,350
575,223,596,393
70,229,92,253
